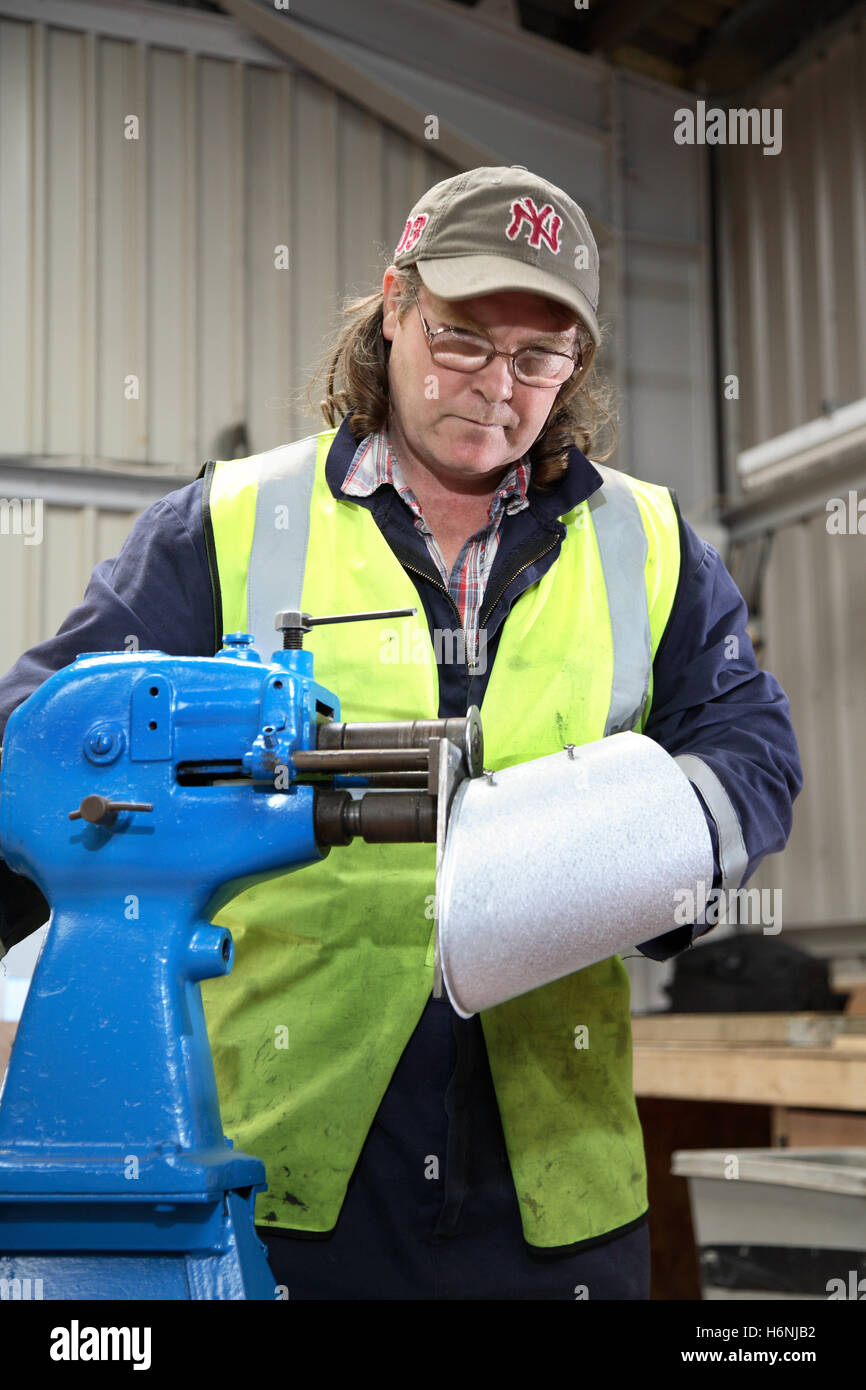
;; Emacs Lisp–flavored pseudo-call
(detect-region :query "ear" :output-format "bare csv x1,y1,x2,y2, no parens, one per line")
382,266,404,343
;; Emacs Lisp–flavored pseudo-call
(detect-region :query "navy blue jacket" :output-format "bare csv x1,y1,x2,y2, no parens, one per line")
0,417,802,1256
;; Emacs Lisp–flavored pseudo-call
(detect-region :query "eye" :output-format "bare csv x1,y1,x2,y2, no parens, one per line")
517,348,562,367
430,330,493,369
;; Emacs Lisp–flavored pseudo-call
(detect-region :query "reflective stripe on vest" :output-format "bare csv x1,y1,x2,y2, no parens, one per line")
199,428,682,1247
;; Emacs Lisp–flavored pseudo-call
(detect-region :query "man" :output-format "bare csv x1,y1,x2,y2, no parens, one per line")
0,166,801,1299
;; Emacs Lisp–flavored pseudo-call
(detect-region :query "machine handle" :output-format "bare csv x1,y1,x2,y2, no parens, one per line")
275,607,417,650
68,795,154,825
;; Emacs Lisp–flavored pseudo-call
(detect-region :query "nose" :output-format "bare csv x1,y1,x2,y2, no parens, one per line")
471,352,514,404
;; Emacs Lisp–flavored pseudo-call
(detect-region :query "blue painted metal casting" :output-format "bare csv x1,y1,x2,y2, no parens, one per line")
0,634,341,1300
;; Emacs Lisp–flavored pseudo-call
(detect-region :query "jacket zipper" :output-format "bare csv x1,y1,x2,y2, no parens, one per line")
399,533,561,675
398,559,477,669
478,536,560,631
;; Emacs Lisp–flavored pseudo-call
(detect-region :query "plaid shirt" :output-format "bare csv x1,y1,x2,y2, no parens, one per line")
342,428,531,667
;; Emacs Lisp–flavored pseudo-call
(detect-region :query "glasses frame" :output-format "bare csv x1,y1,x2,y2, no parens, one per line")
412,289,583,388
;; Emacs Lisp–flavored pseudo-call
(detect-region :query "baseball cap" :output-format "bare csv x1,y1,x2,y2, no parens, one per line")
392,165,600,346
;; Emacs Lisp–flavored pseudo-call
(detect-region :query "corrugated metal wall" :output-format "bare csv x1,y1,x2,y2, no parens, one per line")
0,0,720,516
0,499,138,671
0,0,720,671
718,18,866,932
0,8,457,474
719,22,866,456
755,515,866,926
0,1,456,669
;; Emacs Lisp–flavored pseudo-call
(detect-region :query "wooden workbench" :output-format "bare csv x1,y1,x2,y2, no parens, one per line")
633,1012,866,1299
634,1011,866,1109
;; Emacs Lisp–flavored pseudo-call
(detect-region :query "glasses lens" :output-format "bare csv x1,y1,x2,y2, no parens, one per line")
429,331,492,372
513,349,577,386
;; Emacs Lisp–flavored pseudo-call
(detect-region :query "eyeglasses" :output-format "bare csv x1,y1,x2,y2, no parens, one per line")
413,291,583,388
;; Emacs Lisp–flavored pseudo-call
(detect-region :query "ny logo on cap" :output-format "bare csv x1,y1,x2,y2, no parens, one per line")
505,198,562,254
395,214,429,257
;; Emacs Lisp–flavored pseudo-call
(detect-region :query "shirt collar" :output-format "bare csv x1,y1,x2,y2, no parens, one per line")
342,427,531,518
325,412,604,520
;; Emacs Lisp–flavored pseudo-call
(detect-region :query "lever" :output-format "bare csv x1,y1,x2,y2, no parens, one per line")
276,607,417,650
68,795,154,825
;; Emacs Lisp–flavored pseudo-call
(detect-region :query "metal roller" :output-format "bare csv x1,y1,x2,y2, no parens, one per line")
317,708,483,778
315,789,437,845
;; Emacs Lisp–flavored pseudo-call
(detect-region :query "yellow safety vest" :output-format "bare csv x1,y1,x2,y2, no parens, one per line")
198,428,681,1248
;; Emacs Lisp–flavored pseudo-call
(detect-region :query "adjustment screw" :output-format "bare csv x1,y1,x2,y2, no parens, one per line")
84,726,125,764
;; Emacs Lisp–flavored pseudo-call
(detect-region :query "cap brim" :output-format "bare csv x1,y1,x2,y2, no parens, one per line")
415,254,600,346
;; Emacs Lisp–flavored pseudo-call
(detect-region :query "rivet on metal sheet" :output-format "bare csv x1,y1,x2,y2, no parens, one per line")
483,769,496,785
564,744,576,759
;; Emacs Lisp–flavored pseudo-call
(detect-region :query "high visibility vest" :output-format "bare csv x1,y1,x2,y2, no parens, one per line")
198,428,681,1248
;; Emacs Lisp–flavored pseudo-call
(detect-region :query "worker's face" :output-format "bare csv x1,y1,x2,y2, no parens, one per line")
381,269,578,491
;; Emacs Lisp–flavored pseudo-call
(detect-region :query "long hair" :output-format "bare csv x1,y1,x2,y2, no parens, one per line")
310,263,618,490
